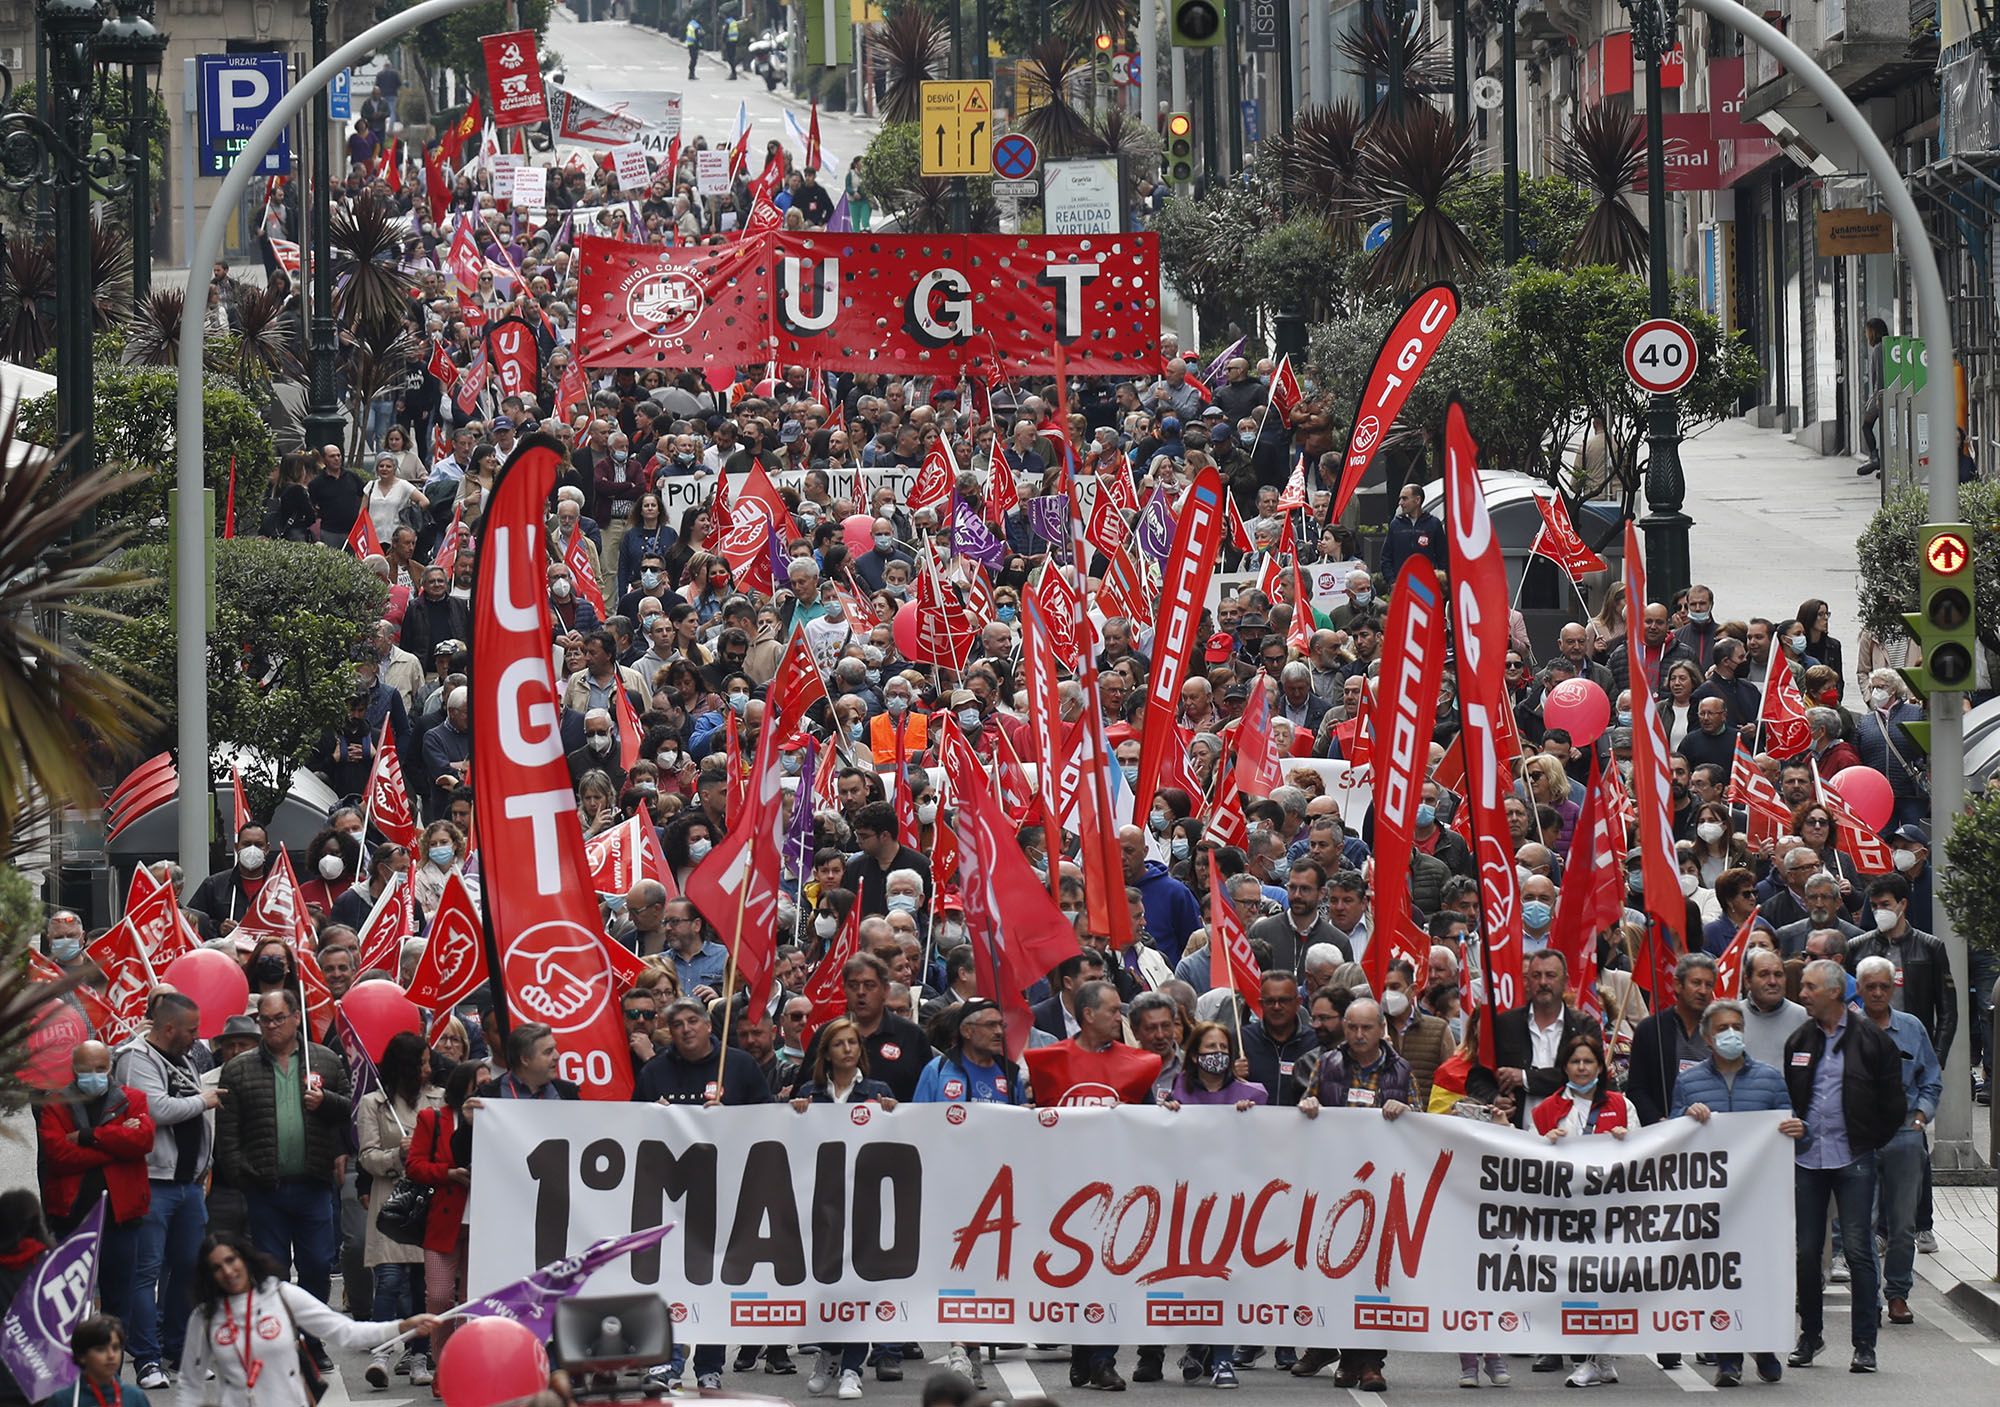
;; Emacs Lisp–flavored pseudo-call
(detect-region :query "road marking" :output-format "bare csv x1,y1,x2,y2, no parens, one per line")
1975,1346,2000,1366
1661,1364,1718,1393
1347,1390,1386,1407
993,1355,1044,1399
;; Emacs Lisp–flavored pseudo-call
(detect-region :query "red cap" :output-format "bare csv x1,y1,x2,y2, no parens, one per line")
1204,632,1235,663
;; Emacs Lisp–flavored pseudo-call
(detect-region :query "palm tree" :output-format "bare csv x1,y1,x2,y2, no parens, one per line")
879,8,946,125
1556,105,1649,273
1264,101,1373,248
1016,36,1097,161
0,405,155,844
341,319,423,460
329,195,417,328
1059,0,1132,39
1337,10,1453,96
88,217,134,331
1356,102,1483,290
0,241,55,364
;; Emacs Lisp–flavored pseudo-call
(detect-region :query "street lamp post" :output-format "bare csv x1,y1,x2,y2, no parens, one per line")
1491,0,1521,263
94,0,166,309
302,0,345,452
3,1,124,493
1624,0,1692,601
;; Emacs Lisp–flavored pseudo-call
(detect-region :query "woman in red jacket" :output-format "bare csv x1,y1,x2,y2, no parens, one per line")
407,1059,490,1389
1530,1032,1631,1390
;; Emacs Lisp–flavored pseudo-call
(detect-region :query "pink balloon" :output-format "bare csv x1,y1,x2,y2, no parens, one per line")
893,599,920,658
161,948,251,1039
1542,677,1612,746
841,513,876,559
340,979,422,1063
436,1316,548,1407
1828,766,1894,833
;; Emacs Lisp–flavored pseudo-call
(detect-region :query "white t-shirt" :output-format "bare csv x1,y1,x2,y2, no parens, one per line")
365,478,420,542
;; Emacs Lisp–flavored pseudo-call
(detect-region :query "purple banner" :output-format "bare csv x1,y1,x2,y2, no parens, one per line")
784,740,817,881
1133,486,1177,567
0,1198,103,1401
952,502,1006,570
445,1224,676,1339
1027,495,1070,546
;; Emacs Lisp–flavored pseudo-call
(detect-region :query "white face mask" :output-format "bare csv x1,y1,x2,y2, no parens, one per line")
814,914,839,939
1872,906,1901,934
318,854,345,881
916,801,938,824
587,733,613,753
687,838,712,862
237,845,266,872
1678,871,1699,897
1697,821,1725,845
1869,688,1891,709
1381,989,1410,1018
1891,848,1919,873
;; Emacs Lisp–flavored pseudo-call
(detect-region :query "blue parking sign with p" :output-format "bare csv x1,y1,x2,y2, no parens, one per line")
198,53,292,178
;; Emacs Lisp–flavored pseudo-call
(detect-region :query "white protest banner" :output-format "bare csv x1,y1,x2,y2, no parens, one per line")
1209,560,1367,614
470,1103,1794,1353
696,150,732,196
511,164,547,211
612,144,653,193
491,154,520,202
652,465,918,526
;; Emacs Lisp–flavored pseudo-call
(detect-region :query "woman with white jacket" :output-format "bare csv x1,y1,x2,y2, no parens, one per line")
178,1232,435,1407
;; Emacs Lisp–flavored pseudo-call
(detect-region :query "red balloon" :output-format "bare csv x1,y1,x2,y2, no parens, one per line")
841,514,876,560
161,948,251,1039
340,979,422,1063
1829,766,1895,833
892,599,920,659
1541,677,1612,746
436,1316,548,1407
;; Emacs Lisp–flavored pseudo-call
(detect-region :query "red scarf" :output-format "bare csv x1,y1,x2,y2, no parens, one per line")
0,1238,47,1269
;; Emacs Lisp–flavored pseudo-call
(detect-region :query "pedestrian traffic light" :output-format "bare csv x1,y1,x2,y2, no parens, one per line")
1897,522,1977,738
1166,111,1195,183
1171,0,1225,47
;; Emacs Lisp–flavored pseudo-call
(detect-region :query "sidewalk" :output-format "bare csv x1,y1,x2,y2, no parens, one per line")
1677,414,1882,655
1919,1184,2000,1334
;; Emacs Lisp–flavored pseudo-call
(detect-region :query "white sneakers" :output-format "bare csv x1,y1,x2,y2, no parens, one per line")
837,1369,864,1399
1567,1357,1618,1388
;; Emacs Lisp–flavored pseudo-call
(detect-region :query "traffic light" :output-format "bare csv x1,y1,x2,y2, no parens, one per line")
1166,111,1195,183
1171,0,1225,47
1093,32,1114,83
1897,521,1977,747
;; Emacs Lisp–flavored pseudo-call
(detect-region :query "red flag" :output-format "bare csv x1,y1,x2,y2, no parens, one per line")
230,766,250,839
1025,1041,1161,1106
1365,556,1449,997
1267,354,1303,427
705,473,735,550
1759,647,1813,759
1621,520,1688,965
1328,284,1458,524
1234,674,1286,798
1132,467,1228,817
423,145,451,225
585,811,673,899
1443,402,1524,1060
805,101,823,174
268,238,301,279
555,356,588,421
612,672,645,771
1021,590,1072,898
1274,452,1308,513
471,436,635,1101
345,506,384,558
1226,492,1252,553
562,530,609,619
801,904,860,1046
427,338,460,390
1083,485,1130,560
83,921,156,1031
234,846,313,950
122,866,195,968
908,443,956,517
1206,759,1248,850
296,947,336,1040
1547,755,1620,1025
223,456,238,540
1713,905,1761,1000
405,872,488,1015
439,94,482,162
362,716,418,850
736,461,792,530
434,499,466,578
381,137,403,193
742,180,785,238
955,764,1084,1062
454,349,490,415
765,627,829,749
984,436,1019,522
683,680,787,1019
1205,851,1263,1017
1287,557,1316,656
909,551,981,667
355,874,415,978
1031,560,1081,667
1819,765,1896,875
1529,493,1608,578
1728,738,1790,850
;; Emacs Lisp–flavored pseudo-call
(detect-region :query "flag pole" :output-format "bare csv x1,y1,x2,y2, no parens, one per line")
714,880,752,1090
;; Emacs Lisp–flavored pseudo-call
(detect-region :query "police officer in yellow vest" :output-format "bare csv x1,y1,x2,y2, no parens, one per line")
724,16,743,80
684,17,702,80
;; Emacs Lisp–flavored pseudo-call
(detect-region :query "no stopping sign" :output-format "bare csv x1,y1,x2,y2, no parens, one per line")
1624,318,1699,395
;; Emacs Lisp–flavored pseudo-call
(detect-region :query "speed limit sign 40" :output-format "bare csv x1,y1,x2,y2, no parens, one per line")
1624,318,1699,395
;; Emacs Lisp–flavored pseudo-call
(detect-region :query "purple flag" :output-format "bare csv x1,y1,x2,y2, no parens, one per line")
828,193,851,233
953,501,1006,570
767,513,788,583
0,1197,103,1400
444,1224,677,1339
784,740,817,881
334,1005,381,1142
1027,495,1070,545
1133,486,1178,567
1200,335,1247,390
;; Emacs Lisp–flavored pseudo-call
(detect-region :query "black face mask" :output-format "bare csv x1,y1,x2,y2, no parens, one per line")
250,955,292,986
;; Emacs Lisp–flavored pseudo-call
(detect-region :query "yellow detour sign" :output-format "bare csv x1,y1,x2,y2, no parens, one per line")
920,80,995,176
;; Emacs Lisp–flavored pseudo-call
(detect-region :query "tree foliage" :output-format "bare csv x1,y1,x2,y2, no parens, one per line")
1856,480,2000,653
1442,173,1593,271
1941,782,2000,955
21,352,277,545
84,539,387,797
389,0,554,95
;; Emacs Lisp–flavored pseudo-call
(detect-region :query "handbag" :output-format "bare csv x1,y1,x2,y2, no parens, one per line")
376,1106,436,1247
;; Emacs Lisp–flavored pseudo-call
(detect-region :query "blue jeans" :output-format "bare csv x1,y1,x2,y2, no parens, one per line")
667,1344,725,1378
128,1181,208,1366
247,1180,338,1305
1876,1128,1926,1299
97,1219,141,1344
371,1262,424,1352
1796,1156,1880,1350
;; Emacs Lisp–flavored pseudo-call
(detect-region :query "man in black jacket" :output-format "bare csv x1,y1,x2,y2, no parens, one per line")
1241,971,1315,1106
1625,951,1716,1126
1785,959,1905,1374
1492,950,1602,1130
487,1022,581,1102
1845,874,1956,1061
634,998,772,1107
